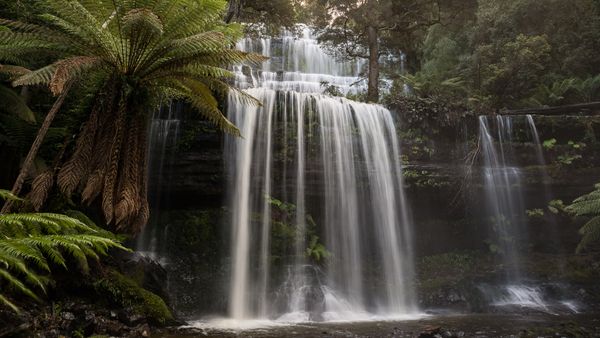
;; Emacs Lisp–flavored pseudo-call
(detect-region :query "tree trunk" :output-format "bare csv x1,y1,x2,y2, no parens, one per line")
367,26,380,103
1,86,71,213
225,0,242,23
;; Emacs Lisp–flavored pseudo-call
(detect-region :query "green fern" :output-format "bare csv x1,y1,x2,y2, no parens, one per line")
525,78,577,107
574,75,600,102
566,183,600,253
0,189,127,312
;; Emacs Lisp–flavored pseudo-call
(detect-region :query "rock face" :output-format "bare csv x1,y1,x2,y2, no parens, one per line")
144,100,600,316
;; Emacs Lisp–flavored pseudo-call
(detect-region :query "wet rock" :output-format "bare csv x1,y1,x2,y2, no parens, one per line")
118,309,146,326
135,323,151,337
418,326,441,338
61,312,75,321
441,330,454,338
241,65,252,77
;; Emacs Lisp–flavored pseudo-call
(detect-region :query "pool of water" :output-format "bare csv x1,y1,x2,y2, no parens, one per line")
157,313,600,337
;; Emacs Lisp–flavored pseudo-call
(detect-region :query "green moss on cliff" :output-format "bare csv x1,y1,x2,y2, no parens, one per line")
93,270,173,325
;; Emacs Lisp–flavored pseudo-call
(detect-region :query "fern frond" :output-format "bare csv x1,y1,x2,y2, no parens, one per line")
0,210,128,312
0,85,36,123
0,294,20,313
568,184,600,252
12,64,57,87
0,189,23,202
122,8,164,38
50,56,103,95
575,216,600,253
182,79,240,136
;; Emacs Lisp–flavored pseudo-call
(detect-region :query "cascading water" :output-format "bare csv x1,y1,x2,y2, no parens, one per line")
225,26,418,323
478,114,563,310
479,115,528,282
135,102,182,261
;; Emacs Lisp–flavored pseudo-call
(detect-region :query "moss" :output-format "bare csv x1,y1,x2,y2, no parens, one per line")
416,252,481,293
93,270,173,325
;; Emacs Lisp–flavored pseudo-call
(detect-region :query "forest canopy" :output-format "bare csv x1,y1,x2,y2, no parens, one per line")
258,0,600,108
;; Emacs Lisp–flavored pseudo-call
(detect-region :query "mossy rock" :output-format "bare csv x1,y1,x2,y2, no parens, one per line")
93,270,174,325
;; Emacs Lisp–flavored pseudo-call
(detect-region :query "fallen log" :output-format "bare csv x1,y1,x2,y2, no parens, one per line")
500,102,600,116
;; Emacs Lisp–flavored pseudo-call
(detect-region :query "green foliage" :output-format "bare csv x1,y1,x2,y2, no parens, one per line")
320,81,343,97
265,195,329,263
0,84,35,122
409,0,600,109
477,34,552,107
553,141,586,166
573,74,600,102
417,251,482,292
399,74,468,100
525,78,578,107
485,215,517,255
543,138,557,149
526,209,545,218
403,169,449,188
93,269,173,324
566,183,600,253
548,200,566,215
228,0,302,34
0,189,127,312
0,189,22,202
305,235,330,262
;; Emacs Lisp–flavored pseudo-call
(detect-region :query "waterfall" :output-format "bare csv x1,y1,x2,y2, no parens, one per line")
135,101,182,261
478,114,557,308
225,26,417,322
479,115,528,281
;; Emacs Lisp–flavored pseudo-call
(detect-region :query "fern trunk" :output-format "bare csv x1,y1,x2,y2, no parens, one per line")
1,86,71,213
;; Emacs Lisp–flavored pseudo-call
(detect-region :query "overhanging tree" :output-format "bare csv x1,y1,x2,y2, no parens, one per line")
0,0,264,233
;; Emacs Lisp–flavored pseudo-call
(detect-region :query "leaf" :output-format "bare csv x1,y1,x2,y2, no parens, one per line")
0,190,23,202
0,210,127,312
543,138,556,149
0,85,36,123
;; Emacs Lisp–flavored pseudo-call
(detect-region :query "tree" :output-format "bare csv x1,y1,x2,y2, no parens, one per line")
469,0,600,107
475,34,551,108
0,0,264,232
307,0,444,102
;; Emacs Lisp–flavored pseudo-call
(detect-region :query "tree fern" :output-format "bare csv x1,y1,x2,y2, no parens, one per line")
574,75,600,102
0,189,127,312
566,183,600,253
1,0,266,230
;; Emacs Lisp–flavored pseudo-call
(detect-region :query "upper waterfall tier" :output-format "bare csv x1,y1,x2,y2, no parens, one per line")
234,26,368,95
